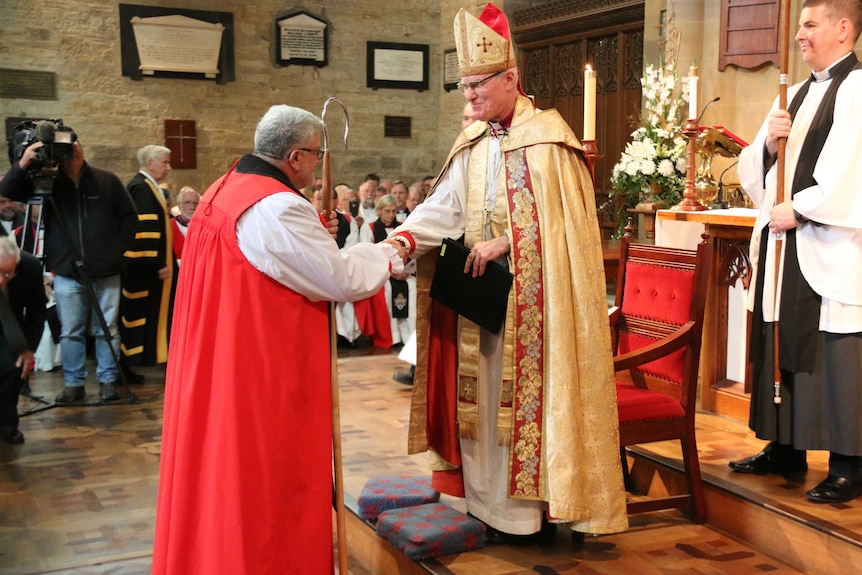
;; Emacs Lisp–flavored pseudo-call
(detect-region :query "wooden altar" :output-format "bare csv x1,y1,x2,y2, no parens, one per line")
656,208,757,422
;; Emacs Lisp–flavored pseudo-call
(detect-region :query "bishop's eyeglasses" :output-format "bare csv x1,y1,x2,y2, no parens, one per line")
456,70,505,94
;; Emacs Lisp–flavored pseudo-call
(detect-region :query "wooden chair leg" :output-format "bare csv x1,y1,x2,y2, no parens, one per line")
620,446,635,492
680,436,706,524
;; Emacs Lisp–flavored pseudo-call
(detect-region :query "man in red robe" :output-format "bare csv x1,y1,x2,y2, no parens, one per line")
151,105,405,574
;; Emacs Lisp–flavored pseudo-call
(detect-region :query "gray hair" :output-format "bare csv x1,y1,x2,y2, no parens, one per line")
177,187,200,203
254,105,324,161
0,236,21,264
136,145,171,168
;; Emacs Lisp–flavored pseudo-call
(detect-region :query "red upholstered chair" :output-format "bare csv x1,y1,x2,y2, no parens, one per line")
610,228,712,524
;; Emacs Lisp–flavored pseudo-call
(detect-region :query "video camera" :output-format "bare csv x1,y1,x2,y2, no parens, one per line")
7,118,77,172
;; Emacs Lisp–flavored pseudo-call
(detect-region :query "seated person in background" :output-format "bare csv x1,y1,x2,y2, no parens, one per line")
172,186,200,265
0,195,25,237
356,180,378,224
390,180,410,223
361,194,416,346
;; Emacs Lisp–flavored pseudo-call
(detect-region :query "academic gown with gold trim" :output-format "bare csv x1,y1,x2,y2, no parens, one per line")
120,172,175,366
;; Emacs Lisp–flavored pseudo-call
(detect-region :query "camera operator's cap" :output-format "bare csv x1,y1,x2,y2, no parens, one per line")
454,3,516,77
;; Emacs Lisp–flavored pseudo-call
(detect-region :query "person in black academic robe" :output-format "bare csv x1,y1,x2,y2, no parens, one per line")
120,146,177,367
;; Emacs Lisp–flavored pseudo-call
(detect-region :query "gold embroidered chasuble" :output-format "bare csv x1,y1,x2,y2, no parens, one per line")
407,95,627,534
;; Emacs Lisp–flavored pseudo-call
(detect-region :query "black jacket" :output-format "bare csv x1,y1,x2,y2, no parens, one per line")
0,161,138,278
0,251,47,373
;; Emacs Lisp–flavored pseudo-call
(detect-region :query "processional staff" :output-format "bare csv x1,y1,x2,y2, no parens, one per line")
772,0,792,405
321,96,350,574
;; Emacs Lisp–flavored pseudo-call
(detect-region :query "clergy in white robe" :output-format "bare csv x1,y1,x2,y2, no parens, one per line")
732,1,862,504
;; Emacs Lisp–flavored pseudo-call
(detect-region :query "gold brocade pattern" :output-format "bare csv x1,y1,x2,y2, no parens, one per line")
505,149,543,499
457,134,516,443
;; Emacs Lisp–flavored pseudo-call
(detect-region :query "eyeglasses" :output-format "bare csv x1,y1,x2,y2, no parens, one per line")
180,201,199,206
456,70,505,94
296,148,326,160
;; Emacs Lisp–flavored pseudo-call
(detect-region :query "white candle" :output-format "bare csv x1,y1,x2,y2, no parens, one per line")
584,65,596,141
688,65,698,120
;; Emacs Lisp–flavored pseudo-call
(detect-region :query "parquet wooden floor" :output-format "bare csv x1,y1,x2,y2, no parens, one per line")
0,348,855,574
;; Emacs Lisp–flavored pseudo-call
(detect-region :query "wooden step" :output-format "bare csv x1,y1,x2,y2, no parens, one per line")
627,444,862,575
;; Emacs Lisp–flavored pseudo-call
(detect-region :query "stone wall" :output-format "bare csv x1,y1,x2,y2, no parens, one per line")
0,0,470,191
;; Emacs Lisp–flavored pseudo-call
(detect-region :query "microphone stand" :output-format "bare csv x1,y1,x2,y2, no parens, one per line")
709,159,738,210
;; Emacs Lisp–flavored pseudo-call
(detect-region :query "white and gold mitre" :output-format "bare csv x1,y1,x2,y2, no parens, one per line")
453,3,516,77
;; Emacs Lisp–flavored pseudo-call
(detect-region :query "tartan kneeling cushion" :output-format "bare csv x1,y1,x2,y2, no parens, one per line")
376,503,486,560
358,475,440,521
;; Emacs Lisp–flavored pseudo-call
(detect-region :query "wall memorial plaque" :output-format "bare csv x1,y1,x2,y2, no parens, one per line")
443,49,459,92
275,11,329,67
367,42,429,91
131,15,224,77
384,116,412,138
119,4,235,84
0,69,57,101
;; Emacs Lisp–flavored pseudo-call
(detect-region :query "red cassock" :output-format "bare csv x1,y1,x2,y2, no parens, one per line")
152,171,333,574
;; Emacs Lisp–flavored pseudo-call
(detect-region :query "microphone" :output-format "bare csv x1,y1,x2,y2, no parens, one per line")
34,120,56,143
710,158,739,210
696,96,720,125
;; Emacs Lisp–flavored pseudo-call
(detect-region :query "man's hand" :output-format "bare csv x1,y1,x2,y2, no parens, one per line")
322,209,339,240
16,350,34,379
768,201,798,234
464,236,510,278
382,238,409,263
18,141,44,171
765,109,792,156
390,271,409,281
158,266,171,280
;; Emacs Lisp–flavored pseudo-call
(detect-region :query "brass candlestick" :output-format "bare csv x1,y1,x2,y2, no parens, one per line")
671,118,707,211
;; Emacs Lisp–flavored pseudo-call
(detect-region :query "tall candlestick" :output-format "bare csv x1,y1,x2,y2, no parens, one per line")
584,65,597,141
688,65,698,120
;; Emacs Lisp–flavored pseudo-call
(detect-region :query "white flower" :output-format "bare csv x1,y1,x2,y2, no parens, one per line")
657,159,675,176
639,159,656,176
676,157,687,173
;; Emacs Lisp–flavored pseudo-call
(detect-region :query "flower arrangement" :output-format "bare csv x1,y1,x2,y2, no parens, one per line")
608,57,692,237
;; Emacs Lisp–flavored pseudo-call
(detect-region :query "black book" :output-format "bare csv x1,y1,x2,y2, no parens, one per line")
429,238,514,335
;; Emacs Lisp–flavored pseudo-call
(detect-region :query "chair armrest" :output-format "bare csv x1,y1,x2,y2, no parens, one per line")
613,321,695,372
608,306,620,328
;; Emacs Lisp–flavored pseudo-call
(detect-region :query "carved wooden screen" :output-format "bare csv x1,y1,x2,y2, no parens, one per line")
518,29,643,238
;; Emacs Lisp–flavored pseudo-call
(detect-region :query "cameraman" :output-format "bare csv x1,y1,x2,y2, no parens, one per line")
0,138,138,403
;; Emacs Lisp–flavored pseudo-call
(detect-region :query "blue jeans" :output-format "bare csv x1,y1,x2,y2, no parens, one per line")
53,274,121,387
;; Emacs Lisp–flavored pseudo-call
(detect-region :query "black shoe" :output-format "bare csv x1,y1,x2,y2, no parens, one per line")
806,475,862,504
728,442,807,475
99,381,120,401
122,363,145,384
468,512,555,546
55,386,86,403
0,427,24,444
393,365,415,386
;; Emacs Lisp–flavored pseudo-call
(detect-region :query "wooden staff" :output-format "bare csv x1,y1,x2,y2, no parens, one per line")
772,0,792,405
321,96,350,573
